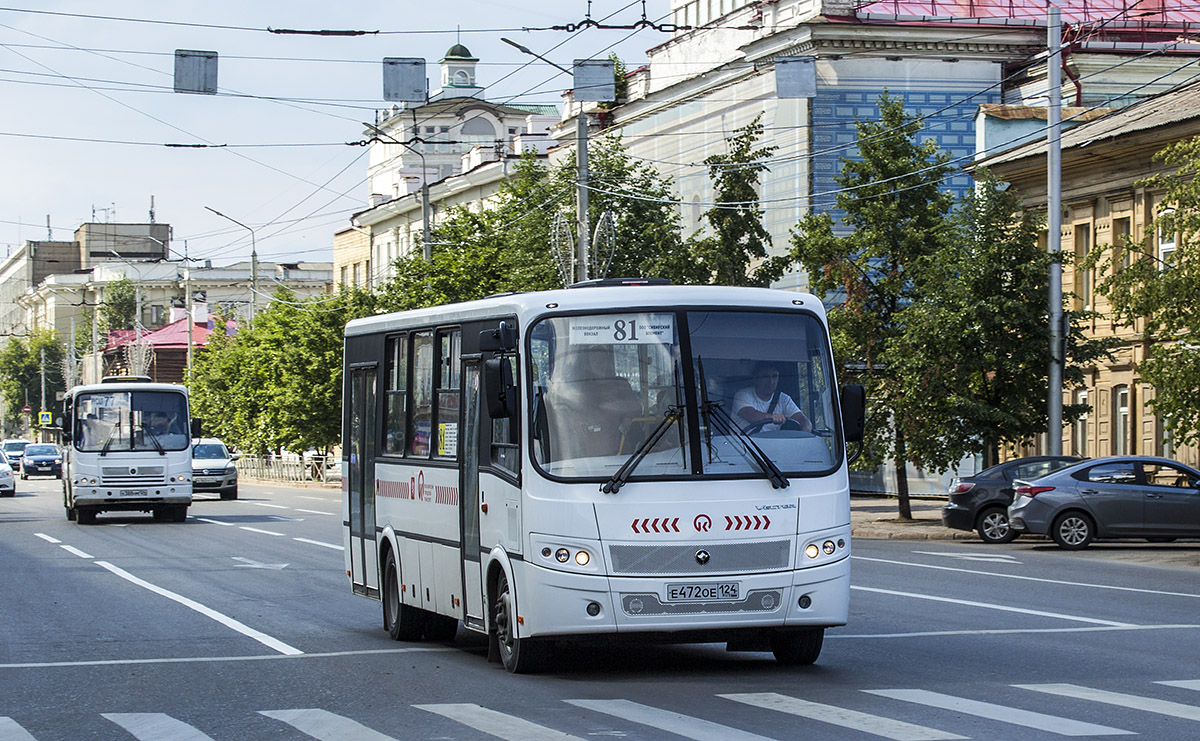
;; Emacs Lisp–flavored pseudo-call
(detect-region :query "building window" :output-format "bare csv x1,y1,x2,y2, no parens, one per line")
1072,389,1088,457
150,305,165,326
1112,385,1129,455
1158,207,1177,267
365,259,372,289
340,266,348,286
1159,414,1174,459
1074,224,1091,310
351,263,360,287
1112,216,1132,269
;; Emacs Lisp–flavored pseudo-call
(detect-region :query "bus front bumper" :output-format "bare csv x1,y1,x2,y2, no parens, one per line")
513,557,849,640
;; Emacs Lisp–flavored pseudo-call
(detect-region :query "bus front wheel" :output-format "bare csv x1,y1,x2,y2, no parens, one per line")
491,570,544,673
383,550,425,641
76,507,97,525
770,627,824,666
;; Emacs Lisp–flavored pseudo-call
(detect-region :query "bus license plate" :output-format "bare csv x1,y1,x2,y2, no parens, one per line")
118,489,145,497
666,582,740,602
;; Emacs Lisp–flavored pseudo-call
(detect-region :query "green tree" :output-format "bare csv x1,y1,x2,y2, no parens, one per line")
788,93,954,519
893,172,1108,471
0,330,66,433
678,115,786,286
101,277,137,331
1091,136,1200,445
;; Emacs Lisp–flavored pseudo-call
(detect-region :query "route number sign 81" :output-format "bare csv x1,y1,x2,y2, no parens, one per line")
568,313,674,345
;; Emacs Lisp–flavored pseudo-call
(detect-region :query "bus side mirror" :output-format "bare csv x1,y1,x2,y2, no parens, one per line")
479,321,517,353
484,357,517,419
840,384,865,443
191,418,203,439
56,416,72,442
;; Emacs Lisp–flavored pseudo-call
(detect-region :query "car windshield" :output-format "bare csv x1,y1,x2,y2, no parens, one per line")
3,442,28,452
74,390,190,452
193,444,228,459
529,309,840,481
24,445,58,456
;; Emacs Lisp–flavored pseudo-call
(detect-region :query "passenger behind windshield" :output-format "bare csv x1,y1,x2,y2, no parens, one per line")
734,361,812,433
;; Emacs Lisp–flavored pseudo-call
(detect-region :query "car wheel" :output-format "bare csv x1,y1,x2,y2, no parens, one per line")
382,549,426,641
220,487,238,501
976,507,1019,544
770,627,824,665
1051,511,1094,549
492,569,544,673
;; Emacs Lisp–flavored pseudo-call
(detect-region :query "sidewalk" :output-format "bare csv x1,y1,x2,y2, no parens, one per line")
851,494,973,541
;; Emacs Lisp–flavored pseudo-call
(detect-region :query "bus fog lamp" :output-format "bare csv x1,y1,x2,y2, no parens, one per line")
798,594,812,609
805,544,819,559
541,547,552,558
555,548,570,563
574,550,590,566
823,540,836,554
586,602,601,616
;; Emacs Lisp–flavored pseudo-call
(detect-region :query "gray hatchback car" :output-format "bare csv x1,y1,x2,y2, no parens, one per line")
1008,456,1200,549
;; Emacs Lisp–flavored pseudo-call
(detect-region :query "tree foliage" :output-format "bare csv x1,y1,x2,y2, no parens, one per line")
101,277,137,331
788,93,954,518
0,330,65,434
1091,135,1200,445
187,288,378,454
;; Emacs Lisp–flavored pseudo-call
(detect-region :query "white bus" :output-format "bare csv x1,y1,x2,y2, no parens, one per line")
342,282,864,672
60,376,198,524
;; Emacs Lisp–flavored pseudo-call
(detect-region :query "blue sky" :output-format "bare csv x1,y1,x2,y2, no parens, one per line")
0,1,666,266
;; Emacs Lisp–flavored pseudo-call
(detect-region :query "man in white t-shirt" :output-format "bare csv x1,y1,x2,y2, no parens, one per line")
734,362,812,433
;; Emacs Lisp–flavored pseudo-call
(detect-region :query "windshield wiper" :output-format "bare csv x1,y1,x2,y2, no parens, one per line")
696,356,788,489
143,428,166,455
601,406,683,494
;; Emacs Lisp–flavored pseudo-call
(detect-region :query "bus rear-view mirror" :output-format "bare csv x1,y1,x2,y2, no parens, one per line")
840,384,865,443
484,357,516,419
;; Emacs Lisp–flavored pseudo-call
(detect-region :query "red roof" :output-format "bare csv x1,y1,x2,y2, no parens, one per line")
106,317,238,351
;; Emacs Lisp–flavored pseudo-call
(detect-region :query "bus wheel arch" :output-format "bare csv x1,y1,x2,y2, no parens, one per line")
381,541,425,641
487,558,545,673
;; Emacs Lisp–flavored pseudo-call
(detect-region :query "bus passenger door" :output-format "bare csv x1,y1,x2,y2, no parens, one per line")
348,365,380,598
460,362,487,626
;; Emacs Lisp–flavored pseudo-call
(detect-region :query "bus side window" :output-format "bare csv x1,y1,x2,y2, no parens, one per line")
384,334,407,455
410,331,434,457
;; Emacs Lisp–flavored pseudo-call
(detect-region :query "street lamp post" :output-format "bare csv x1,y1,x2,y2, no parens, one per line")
363,122,433,260
204,206,258,321
501,37,589,283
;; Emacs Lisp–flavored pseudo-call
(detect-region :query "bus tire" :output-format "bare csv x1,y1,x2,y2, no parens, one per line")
492,569,544,673
770,627,824,666
76,507,97,525
383,550,425,641
426,615,459,642
66,507,76,521
172,505,189,522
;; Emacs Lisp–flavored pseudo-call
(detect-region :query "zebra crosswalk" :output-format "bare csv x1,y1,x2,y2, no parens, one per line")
4,677,1200,739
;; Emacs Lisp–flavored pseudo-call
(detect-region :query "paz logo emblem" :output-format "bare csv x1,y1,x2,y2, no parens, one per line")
693,514,712,532
695,549,711,565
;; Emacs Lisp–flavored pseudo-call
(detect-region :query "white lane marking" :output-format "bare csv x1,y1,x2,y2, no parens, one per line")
1016,683,1200,722
93,560,302,656
0,646,450,669
60,545,93,559
417,703,584,741
232,557,288,570
1158,680,1200,691
0,716,38,741
103,713,215,741
267,515,302,522
866,689,1132,736
34,532,61,544
854,555,1200,600
297,495,333,501
294,537,344,551
294,508,333,515
720,692,964,741
243,501,289,509
830,624,1200,640
260,709,397,741
851,585,1135,627
239,526,285,536
911,550,1021,563
192,517,234,526
566,699,771,741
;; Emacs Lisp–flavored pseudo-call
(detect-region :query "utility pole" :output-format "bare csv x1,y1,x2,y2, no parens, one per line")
185,240,194,375
205,206,257,321
1047,5,1064,455
363,122,432,260
39,348,46,418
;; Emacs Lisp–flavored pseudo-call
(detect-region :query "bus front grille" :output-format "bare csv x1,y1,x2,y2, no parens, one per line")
101,466,166,486
609,539,791,575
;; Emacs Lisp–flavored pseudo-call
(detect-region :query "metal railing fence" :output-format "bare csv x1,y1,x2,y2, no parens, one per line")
235,454,340,485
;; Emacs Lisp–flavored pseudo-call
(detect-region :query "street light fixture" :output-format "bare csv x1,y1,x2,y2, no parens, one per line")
204,205,258,321
362,122,433,260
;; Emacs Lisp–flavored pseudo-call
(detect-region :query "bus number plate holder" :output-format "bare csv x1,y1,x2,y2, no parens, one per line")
118,489,145,497
665,582,740,602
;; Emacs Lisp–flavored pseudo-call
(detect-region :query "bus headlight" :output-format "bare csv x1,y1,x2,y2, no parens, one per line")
805,544,820,558
555,548,570,563
574,550,590,566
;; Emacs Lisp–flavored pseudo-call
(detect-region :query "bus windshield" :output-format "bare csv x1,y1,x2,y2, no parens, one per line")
74,391,190,453
529,310,840,480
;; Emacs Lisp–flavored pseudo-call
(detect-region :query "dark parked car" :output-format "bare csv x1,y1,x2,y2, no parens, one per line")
1009,456,1200,549
942,456,1083,543
20,443,62,479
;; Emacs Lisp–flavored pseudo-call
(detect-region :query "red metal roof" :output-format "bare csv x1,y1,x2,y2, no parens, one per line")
105,317,238,350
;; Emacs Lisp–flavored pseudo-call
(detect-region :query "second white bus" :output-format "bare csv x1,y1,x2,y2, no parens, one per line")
343,282,864,672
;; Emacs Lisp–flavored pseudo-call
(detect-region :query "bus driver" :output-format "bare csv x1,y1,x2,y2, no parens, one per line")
734,361,812,433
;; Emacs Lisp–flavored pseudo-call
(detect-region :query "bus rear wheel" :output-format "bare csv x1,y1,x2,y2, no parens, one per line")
492,569,544,673
383,550,425,641
770,627,824,666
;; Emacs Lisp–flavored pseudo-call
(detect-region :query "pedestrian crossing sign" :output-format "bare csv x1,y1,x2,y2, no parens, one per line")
38,411,52,425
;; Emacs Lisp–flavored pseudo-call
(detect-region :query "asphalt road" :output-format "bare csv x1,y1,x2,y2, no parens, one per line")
3,476,1200,740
